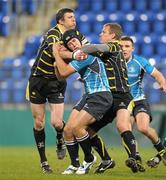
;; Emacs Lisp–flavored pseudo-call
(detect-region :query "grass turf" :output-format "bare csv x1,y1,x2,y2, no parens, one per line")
0,146,165,180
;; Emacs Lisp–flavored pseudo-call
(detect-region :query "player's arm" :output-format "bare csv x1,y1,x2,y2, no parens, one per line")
151,68,166,92
53,44,76,78
54,62,65,81
81,44,110,54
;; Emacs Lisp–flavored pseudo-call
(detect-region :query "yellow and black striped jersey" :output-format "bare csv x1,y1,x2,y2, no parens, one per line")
101,41,130,93
31,25,88,79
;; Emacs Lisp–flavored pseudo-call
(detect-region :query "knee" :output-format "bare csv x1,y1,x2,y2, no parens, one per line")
33,115,45,130
64,124,75,139
51,118,63,130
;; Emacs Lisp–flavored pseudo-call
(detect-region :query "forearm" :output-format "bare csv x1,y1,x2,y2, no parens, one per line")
59,50,73,60
54,65,65,81
53,51,68,77
152,69,166,90
81,44,109,54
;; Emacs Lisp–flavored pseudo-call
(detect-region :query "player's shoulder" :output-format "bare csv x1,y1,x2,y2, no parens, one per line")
47,25,61,36
133,54,148,63
76,30,90,45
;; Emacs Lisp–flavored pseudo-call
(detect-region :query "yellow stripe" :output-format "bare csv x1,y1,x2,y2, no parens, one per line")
106,68,113,71
111,44,117,52
47,34,59,39
108,77,115,80
37,67,54,74
40,58,53,67
122,139,131,155
25,81,29,101
98,136,105,157
110,86,116,89
158,149,166,157
52,28,60,34
127,100,135,113
48,42,54,46
43,50,52,58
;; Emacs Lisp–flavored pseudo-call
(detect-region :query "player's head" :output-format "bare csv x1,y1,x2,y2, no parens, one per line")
56,8,76,30
100,23,122,43
62,29,82,51
120,36,134,60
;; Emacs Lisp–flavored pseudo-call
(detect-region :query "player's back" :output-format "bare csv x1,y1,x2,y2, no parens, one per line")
70,55,110,94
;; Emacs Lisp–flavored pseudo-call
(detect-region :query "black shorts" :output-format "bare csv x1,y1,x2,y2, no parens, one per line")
73,91,113,121
90,92,134,132
133,99,152,121
26,76,67,104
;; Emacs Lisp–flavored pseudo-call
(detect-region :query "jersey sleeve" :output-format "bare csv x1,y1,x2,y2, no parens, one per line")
107,42,121,52
77,30,90,45
69,55,94,72
139,57,155,74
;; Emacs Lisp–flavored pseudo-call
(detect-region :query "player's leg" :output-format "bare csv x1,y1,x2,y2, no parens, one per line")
73,110,97,175
136,112,166,168
50,103,66,159
116,109,138,173
62,109,81,174
31,103,52,174
88,113,115,174
48,79,67,160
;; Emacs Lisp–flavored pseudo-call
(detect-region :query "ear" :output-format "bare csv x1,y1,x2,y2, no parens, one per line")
111,33,116,39
59,19,64,25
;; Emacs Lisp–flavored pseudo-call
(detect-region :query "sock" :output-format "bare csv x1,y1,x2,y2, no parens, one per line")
121,130,136,159
154,139,165,157
135,152,142,161
76,133,94,162
90,135,111,161
65,140,80,167
33,128,47,163
55,121,65,140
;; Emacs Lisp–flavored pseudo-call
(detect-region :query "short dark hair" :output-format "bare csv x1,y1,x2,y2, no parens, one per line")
62,29,81,51
56,8,74,23
121,36,134,46
105,23,123,40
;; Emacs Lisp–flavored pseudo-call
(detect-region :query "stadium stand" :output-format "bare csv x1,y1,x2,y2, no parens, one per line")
0,0,166,105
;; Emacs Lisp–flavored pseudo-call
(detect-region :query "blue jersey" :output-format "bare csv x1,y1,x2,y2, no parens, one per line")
127,54,155,101
69,55,110,94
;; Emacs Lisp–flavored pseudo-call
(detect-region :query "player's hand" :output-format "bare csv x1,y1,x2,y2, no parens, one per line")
72,49,88,61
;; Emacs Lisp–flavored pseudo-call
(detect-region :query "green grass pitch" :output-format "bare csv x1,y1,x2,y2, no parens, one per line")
0,146,165,180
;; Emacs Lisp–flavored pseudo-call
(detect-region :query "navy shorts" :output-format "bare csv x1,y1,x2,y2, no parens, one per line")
27,75,67,104
73,91,113,121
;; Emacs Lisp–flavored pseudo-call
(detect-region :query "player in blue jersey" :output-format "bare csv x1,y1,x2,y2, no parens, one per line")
120,36,166,168
53,29,113,175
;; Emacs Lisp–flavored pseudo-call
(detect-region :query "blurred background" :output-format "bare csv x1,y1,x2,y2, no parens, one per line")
0,0,165,147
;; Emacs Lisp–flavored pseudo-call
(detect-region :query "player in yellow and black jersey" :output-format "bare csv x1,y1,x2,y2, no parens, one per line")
76,23,144,173
102,41,129,93
26,8,88,174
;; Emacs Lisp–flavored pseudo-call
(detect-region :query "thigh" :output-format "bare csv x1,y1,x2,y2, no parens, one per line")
75,110,95,128
116,109,131,132
50,103,64,122
135,112,150,129
30,103,45,121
